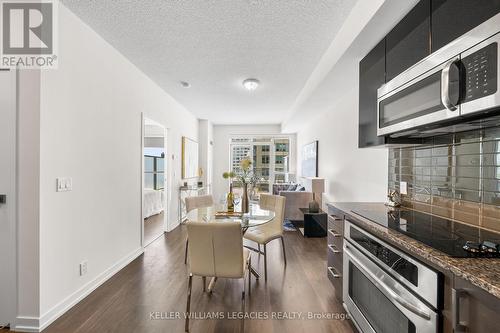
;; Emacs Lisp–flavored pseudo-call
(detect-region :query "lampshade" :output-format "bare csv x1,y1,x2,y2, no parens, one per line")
311,178,325,194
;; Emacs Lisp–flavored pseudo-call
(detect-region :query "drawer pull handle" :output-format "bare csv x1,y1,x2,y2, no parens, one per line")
328,229,341,237
329,215,343,221
328,244,342,254
328,266,342,278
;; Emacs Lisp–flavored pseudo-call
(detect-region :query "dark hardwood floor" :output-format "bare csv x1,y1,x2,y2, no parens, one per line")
144,212,165,245
41,226,354,333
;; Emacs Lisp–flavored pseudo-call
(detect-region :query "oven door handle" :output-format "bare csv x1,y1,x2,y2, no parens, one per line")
345,245,432,321
441,58,459,111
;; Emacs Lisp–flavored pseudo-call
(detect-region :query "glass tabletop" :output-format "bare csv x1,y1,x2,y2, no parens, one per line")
186,203,275,228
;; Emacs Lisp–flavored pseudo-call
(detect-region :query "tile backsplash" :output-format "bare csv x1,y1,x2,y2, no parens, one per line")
388,127,500,232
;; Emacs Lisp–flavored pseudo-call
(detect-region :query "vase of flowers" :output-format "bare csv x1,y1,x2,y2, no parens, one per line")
241,182,249,214
223,158,256,213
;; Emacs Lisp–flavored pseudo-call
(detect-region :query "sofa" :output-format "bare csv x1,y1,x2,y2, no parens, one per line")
279,190,313,221
274,178,325,221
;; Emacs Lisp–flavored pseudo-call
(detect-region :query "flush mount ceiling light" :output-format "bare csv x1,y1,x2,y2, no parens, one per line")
180,81,191,88
242,78,260,91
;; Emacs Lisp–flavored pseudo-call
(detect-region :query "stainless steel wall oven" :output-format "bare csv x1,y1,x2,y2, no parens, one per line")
343,221,441,333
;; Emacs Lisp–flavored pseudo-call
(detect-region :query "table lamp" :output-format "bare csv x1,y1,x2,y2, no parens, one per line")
308,178,325,213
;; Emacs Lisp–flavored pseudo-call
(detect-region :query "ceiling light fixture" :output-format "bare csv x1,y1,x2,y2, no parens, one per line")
180,81,191,88
242,78,260,91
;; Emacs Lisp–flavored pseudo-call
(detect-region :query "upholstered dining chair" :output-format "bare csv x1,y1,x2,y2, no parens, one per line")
243,194,286,281
185,222,252,332
184,195,214,264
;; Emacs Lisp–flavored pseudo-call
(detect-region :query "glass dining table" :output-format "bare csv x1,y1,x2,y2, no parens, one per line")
185,202,274,286
185,202,275,232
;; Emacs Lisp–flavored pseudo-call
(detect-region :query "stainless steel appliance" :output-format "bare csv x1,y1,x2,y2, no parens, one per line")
377,13,500,137
343,220,440,333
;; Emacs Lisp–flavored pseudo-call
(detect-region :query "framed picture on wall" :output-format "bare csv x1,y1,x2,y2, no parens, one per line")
182,136,199,179
301,140,318,177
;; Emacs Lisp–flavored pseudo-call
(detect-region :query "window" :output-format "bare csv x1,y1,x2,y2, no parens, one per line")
275,143,288,152
144,154,165,190
231,145,251,173
229,136,293,192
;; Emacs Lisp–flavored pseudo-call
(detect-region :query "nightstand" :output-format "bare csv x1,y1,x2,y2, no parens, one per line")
297,208,327,237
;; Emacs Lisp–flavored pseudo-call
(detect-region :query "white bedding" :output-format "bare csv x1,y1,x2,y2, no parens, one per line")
143,189,164,219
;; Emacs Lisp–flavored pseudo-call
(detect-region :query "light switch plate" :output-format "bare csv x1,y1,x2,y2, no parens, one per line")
400,181,408,195
65,178,73,191
57,177,73,192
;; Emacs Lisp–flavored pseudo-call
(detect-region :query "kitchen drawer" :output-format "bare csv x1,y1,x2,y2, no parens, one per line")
452,276,500,332
328,215,344,235
327,244,343,274
328,206,345,218
327,228,343,249
327,265,343,301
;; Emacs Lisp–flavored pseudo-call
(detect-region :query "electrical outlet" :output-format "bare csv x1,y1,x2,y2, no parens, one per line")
400,181,408,195
80,261,88,276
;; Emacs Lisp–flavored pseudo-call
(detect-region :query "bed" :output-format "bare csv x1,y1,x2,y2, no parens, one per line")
143,189,164,219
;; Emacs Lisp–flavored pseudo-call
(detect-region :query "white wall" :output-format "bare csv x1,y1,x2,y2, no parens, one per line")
33,4,198,330
16,70,41,330
295,68,388,205
286,0,417,205
212,124,286,200
0,70,17,328
198,119,214,192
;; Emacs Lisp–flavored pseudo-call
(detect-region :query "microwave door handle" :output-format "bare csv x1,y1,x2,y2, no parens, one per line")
441,59,459,111
344,245,432,320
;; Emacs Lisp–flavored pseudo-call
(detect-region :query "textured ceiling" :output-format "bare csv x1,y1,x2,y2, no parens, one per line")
61,0,357,124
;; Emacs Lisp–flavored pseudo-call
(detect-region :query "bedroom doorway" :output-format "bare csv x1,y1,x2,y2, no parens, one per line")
142,117,167,246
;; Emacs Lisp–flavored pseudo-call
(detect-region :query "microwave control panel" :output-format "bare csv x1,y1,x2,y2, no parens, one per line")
462,42,498,102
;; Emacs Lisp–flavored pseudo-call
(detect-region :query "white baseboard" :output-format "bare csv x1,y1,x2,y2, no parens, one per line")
13,247,144,332
167,220,180,232
12,317,39,333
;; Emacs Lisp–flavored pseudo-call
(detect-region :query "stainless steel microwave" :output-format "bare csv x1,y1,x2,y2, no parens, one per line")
377,13,500,137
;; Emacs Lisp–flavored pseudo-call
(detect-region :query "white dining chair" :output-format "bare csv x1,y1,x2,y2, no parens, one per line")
185,221,252,332
243,194,286,281
184,195,214,264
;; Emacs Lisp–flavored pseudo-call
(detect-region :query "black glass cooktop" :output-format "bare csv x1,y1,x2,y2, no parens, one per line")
352,209,500,258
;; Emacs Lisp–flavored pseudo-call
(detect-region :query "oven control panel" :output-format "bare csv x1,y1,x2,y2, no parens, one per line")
462,42,498,102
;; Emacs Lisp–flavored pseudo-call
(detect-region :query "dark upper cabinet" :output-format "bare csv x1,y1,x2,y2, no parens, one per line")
358,0,500,147
359,40,386,148
431,0,500,52
386,0,431,82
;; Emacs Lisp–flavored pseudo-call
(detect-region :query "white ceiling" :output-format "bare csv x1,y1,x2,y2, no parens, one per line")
61,0,357,125
282,0,419,131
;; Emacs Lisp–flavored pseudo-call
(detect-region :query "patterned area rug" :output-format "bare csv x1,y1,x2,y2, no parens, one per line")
283,219,297,231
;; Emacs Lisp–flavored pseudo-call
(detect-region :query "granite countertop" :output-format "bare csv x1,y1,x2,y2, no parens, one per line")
327,202,500,300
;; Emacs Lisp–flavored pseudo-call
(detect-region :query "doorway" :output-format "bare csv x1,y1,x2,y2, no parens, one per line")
0,69,17,328
142,117,167,246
